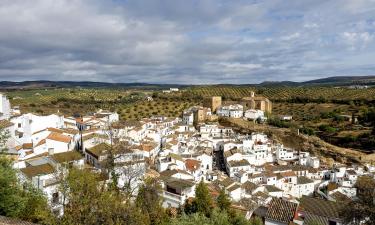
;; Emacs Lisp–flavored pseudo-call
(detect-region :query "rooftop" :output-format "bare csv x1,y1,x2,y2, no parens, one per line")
20,163,55,178
51,150,83,164
86,142,111,158
299,196,343,220
47,132,71,143
266,198,298,223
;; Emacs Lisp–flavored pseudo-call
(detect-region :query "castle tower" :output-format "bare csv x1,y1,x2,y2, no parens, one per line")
203,96,222,113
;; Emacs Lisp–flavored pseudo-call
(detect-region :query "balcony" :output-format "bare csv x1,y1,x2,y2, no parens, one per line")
162,191,186,205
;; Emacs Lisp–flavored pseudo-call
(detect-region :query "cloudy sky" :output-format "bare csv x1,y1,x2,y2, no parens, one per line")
0,0,375,84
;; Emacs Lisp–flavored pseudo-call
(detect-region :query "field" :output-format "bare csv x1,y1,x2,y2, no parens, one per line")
5,88,199,120
6,86,375,120
185,86,375,101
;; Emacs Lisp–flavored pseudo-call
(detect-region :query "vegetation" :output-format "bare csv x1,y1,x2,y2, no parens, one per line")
0,156,54,224
340,175,375,224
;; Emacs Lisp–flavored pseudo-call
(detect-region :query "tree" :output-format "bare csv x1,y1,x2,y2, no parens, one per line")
136,178,167,225
60,168,148,225
340,175,375,224
0,156,26,217
0,156,53,224
216,188,231,212
0,128,10,153
192,180,214,217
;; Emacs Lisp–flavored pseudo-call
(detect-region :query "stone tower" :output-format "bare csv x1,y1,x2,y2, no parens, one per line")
203,96,222,113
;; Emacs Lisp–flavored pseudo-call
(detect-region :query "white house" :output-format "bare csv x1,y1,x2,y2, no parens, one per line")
276,146,296,161
217,104,244,118
244,109,266,121
12,113,64,144
226,159,251,177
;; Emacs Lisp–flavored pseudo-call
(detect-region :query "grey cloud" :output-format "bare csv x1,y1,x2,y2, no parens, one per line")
0,0,374,84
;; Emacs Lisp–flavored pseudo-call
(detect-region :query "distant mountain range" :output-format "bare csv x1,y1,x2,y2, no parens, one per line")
259,75,375,87
1,76,374,90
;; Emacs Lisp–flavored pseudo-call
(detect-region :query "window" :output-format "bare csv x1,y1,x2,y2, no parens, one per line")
328,220,337,225
52,192,59,204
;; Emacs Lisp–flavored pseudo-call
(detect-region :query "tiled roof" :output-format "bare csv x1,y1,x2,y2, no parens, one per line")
51,150,83,163
20,163,55,178
330,191,351,203
265,185,283,193
228,159,250,167
164,177,195,189
242,181,258,194
47,132,71,143
185,159,201,172
297,176,313,185
22,143,33,150
141,142,158,152
266,198,298,223
299,196,343,220
280,171,296,177
227,184,241,192
86,143,111,158
223,148,240,158
34,139,46,148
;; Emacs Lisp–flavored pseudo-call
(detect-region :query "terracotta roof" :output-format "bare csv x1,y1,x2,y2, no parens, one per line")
20,163,55,178
299,196,343,220
34,139,46,148
0,120,14,129
51,151,83,163
47,127,64,133
141,142,158,152
22,143,33,150
266,198,298,223
47,132,71,143
280,171,297,177
185,159,201,172
330,191,351,203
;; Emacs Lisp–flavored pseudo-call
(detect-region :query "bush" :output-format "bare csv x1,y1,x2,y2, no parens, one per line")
318,124,337,133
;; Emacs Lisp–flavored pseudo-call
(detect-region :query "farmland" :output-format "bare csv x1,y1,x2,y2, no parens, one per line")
185,85,375,101
5,85,375,120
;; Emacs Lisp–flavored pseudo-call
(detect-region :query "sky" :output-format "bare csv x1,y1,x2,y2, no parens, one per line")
0,0,375,84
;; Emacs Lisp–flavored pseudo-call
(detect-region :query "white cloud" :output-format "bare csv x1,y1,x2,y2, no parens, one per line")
281,32,301,41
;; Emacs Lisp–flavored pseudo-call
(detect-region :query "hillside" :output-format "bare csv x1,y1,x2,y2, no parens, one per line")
1,75,375,90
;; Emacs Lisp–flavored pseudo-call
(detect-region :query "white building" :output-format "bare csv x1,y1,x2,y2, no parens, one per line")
0,93,11,120
276,146,296,161
244,109,266,121
217,104,244,118
11,113,64,144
